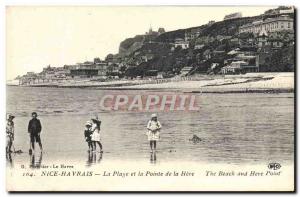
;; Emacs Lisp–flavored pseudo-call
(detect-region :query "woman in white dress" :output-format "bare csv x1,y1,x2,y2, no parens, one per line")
91,118,103,153
146,114,162,153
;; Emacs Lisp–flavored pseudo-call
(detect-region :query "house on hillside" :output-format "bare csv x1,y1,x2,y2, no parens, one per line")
229,37,239,46
236,54,259,72
221,61,246,74
239,15,294,34
203,49,212,60
184,28,201,41
194,44,205,50
141,54,154,62
107,63,120,76
158,27,166,35
227,48,241,56
70,59,108,78
238,33,256,48
211,63,219,70
208,20,216,25
174,38,189,49
41,65,71,79
268,37,284,49
70,68,99,78
267,33,285,49
257,30,271,52
216,35,232,42
145,70,159,77
180,66,193,76
212,50,226,62
224,12,242,20
222,53,259,74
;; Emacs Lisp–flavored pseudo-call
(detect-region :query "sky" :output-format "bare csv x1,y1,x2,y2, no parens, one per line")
6,6,277,80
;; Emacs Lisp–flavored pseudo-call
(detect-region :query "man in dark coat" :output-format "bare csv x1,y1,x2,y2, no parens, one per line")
28,112,43,154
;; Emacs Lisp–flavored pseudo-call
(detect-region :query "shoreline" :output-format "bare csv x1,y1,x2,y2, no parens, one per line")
7,72,294,94
7,85,295,94
7,84,294,94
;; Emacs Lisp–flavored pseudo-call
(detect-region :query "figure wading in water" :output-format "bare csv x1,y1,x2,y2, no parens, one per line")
146,114,162,153
91,117,103,153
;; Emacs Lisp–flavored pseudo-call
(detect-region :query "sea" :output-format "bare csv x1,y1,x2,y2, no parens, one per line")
6,86,294,168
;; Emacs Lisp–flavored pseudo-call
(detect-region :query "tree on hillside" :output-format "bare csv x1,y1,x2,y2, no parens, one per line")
266,45,294,72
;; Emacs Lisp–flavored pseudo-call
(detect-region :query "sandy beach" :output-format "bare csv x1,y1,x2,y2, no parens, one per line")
13,72,294,93
117,72,294,91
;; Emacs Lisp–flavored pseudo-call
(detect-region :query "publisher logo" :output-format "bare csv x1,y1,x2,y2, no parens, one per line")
268,163,281,170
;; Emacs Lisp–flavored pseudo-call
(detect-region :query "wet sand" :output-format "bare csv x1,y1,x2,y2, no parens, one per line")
6,86,294,191
6,86,294,165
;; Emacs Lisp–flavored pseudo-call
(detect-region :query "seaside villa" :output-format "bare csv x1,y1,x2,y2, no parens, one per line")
239,15,294,34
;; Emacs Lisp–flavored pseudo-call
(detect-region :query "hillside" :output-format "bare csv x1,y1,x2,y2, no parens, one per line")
118,35,145,56
156,15,262,42
197,16,261,37
118,15,262,56
115,12,294,77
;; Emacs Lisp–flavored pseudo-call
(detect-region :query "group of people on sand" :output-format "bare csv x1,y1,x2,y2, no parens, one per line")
6,112,43,155
83,113,162,153
84,117,103,153
6,112,162,156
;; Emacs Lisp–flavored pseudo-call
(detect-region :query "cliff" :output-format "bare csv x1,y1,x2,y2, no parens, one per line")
118,35,145,56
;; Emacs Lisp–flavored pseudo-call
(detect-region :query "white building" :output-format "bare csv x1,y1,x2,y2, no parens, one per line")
174,38,189,49
194,44,205,50
221,61,246,74
180,66,193,76
239,15,294,34
224,12,242,20
279,7,294,14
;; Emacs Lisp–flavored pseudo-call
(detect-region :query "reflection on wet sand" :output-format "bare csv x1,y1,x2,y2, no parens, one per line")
86,151,103,167
150,152,157,164
29,152,43,169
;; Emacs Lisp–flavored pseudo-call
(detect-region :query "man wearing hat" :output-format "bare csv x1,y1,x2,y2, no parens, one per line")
28,112,43,154
6,114,15,153
146,114,162,153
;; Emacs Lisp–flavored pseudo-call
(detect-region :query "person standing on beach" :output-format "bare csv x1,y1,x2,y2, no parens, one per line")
84,121,93,152
146,114,162,153
28,112,43,154
91,117,103,153
6,114,15,153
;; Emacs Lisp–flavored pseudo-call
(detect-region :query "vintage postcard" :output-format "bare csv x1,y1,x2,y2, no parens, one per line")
6,6,295,192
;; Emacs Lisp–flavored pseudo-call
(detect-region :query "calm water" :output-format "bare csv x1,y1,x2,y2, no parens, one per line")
6,86,294,167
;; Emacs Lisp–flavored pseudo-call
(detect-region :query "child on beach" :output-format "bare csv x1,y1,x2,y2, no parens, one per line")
91,118,103,153
146,114,162,153
84,121,93,152
6,114,15,153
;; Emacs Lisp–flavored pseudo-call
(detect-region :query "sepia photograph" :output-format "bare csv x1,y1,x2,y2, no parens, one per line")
5,5,295,192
